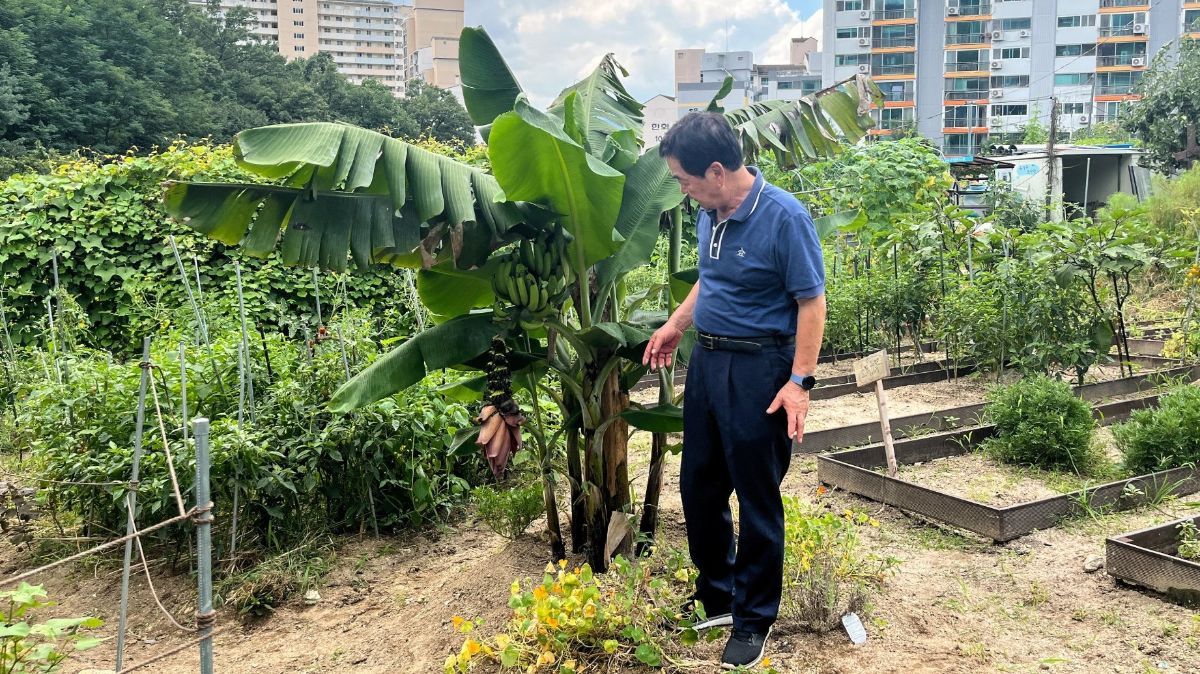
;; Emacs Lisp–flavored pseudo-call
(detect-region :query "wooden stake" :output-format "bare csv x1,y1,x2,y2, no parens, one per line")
854,349,897,477
875,379,898,478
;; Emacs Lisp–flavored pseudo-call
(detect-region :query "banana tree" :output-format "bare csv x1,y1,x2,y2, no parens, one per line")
163,26,879,571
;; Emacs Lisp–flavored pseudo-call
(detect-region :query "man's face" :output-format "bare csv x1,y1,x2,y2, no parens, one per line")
666,157,723,210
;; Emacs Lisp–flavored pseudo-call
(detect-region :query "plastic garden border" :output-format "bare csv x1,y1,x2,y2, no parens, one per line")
1107,514,1200,603
816,394,1200,542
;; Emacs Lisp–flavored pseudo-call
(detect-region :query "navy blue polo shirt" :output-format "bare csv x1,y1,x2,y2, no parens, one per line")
692,167,825,337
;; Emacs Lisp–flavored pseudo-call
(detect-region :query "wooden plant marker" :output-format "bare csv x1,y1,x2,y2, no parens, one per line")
854,349,897,477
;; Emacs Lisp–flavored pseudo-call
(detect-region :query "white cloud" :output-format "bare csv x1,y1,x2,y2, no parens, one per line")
465,1,821,106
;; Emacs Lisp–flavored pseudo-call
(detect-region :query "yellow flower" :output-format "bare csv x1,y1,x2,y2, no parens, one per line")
465,639,481,656
451,615,464,628
762,656,772,667
558,559,568,569
533,586,549,601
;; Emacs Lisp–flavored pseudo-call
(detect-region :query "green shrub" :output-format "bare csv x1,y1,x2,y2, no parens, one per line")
472,482,545,540
1115,385,1200,474
982,375,1100,474
780,498,899,632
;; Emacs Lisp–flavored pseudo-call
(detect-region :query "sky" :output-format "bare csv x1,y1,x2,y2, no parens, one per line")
463,0,824,107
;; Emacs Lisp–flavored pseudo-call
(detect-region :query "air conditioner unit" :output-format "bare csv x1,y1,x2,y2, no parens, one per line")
1131,56,1145,66
1132,23,1147,34
991,88,1004,98
859,9,871,19
1078,114,1090,123
990,117,1003,126
1018,29,1031,38
857,63,871,73
858,37,871,46
990,60,1003,69
991,30,1005,40
947,6,960,15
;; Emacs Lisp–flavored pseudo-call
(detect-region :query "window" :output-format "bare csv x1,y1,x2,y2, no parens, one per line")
836,0,864,10
997,18,1031,30
1055,43,1095,56
834,54,869,66
294,45,304,51
292,7,303,13
992,104,1028,116
293,32,304,38
944,105,983,127
1186,10,1200,30
993,47,1030,59
293,20,304,25
837,27,868,39
1061,102,1088,115
990,75,1029,87
1057,15,1096,28
1054,72,1094,85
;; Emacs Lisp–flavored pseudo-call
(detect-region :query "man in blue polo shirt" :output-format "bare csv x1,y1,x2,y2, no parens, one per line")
643,112,826,670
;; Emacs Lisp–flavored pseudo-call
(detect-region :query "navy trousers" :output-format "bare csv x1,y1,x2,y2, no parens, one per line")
681,341,794,633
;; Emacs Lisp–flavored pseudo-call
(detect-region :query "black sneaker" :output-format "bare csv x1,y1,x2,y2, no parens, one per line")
721,627,771,669
674,597,733,631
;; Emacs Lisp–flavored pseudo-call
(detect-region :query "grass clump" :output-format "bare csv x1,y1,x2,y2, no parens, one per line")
982,375,1102,474
472,482,545,540
1115,385,1200,474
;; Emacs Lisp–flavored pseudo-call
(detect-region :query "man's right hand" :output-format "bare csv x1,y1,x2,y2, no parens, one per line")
643,323,684,371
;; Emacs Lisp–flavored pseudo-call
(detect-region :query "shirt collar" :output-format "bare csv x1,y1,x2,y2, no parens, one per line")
708,166,766,224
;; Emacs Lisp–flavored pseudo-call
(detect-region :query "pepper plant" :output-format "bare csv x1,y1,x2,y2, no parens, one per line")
163,27,880,570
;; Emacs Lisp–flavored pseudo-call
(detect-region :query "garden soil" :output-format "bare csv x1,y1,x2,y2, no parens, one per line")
6,372,1200,674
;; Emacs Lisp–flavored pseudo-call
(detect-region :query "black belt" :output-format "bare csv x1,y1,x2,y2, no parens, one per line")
697,331,794,353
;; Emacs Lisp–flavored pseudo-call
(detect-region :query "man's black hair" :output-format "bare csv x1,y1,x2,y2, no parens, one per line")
658,112,744,177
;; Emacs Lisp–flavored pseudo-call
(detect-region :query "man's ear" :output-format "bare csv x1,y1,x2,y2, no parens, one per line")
707,162,724,179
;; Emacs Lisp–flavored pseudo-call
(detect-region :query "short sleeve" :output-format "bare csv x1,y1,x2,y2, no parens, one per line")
775,210,826,300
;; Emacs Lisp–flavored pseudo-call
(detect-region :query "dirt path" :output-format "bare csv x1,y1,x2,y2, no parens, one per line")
6,372,1200,673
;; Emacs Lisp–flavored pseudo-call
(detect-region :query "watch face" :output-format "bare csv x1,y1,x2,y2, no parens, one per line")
801,375,817,391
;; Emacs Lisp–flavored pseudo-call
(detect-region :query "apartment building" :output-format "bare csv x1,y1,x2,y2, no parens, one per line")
673,39,824,119
820,0,1200,155
192,0,464,96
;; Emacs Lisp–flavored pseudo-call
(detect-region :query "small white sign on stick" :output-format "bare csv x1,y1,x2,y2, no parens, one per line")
853,350,898,477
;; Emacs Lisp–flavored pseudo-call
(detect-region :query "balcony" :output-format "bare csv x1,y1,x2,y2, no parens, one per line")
1098,25,1145,37
951,3,992,15
878,117,915,130
1096,84,1137,94
873,9,916,19
1096,54,1145,66
946,61,987,72
872,36,916,48
944,89,988,99
1099,0,1149,7
946,33,990,44
872,64,916,75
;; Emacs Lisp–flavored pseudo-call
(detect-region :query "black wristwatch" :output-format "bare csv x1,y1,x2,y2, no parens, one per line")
789,373,817,391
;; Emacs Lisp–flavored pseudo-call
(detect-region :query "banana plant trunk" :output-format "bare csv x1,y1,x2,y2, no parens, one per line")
565,415,587,553
637,206,683,557
583,361,631,571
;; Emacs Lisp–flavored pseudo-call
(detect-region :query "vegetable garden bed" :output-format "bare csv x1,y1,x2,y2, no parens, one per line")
799,363,1200,454
1107,514,1200,603
816,394,1200,541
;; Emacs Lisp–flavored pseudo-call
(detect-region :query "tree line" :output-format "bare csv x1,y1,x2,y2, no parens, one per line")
0,0,474,173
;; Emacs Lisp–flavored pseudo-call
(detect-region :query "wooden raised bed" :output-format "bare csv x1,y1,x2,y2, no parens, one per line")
816,395,1200,542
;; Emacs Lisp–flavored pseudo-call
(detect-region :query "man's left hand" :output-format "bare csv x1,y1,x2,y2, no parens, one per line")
766,383,810,441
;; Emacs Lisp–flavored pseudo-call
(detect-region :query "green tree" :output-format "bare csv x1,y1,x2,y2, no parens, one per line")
1123,37,1200,173
401,78,476,146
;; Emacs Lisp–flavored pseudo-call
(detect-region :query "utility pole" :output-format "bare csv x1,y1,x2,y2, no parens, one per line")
1045,97,1059,220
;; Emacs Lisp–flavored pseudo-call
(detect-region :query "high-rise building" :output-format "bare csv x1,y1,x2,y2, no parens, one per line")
673,43,823,119
820,0,1200,155
192,0,464,96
